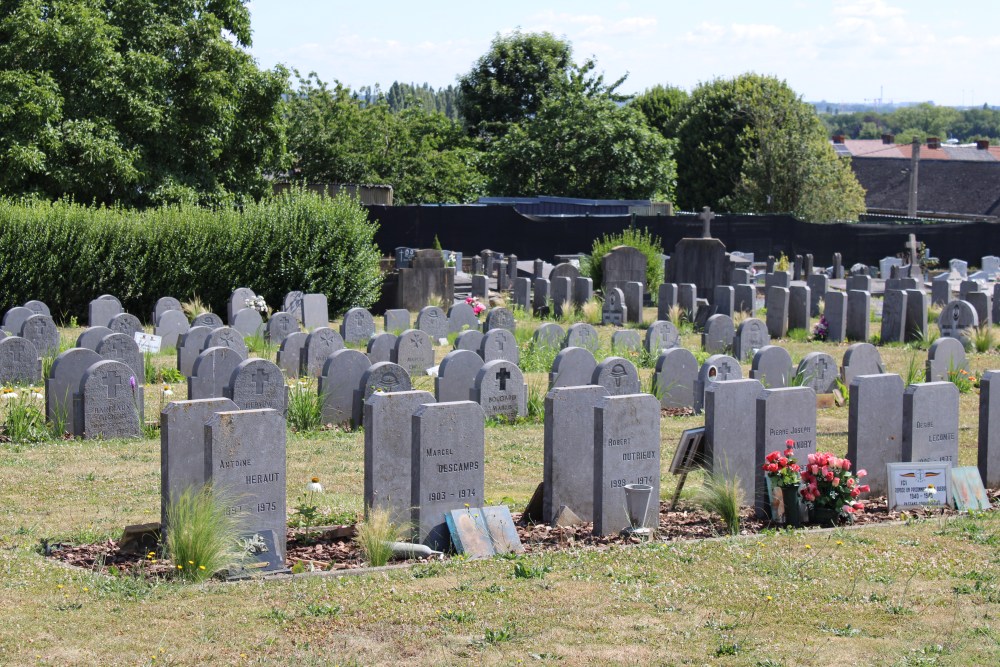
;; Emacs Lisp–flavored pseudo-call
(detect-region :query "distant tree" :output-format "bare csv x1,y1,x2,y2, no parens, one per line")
631,85,689,140
674,73,866,222
888,103,960,140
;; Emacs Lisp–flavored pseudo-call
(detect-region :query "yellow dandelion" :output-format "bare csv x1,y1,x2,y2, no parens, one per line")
805,544,812,550
766,595,773,601
199,565,206,570
836,540,843,546
57,584,63,590
177,565,183,570
188,560,194,565
82,587,88,592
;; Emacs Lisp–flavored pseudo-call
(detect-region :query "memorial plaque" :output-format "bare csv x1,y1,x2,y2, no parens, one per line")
887,463,951,509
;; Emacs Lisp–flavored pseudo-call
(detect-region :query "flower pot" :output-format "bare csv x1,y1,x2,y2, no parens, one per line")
809,505,839,526
781,485,804,527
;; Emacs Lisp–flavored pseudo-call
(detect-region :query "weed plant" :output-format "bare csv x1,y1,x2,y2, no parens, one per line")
355,505,399,567
165,485,246,582
696,472,743,536
287,381,324,432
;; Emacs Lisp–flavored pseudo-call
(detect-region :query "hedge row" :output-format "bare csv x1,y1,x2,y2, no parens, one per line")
0,190,383,323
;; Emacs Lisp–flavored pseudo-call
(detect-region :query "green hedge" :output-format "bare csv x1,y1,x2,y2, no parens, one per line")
0,189,383,322
581,227,665,302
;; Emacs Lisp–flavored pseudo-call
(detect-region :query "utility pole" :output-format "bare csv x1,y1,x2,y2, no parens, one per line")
907,137,920,218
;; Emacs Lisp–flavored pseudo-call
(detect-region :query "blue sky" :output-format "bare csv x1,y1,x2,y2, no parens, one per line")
246,0,999,107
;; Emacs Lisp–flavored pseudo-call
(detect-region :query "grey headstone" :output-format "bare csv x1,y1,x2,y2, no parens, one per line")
153,297,182,324
301,327,344,377
204,409,287,564
365,390,436,525
677,283,697,320
473,359,526,421
191,312,224,329
795,351,837,394
847,373,904,497
841,342,885,386
702,314,734,355
549,346,598,389
623,282,643,323
366,332,397,364
788,283,810,332
416,306,448,341
411,401,485,550
807,274,829,317
46,347,101,436
611,330,641,354
765,271,791,290
657,283,678,321
231,308,264,338
880,290,908,344
454,329,484,356
846,290,871,342
551,276,573,318
96,332,144,384
340,308,376,345
734,284,756,317
479,328,519,364
950,259,969,279
967,291,991,326
155,310,190,349
823,292,847,342
177,326,213,377
938,300,978,346
79,359,142,439
160,398,238,527
88,298,123,328
227,288,256,325
228,358,286,414
471,274,488,300
2,307,33,335
645,320,679,353
384,309,411,334
932,281,952,308
731,268,751,285
733,318,770,361
360,362,412,405
513,278,531,309
993,285,1000,326
750,345,793,389
653,347,697,408
959,279,980,301
107,312,142,340
24,300,50,317
484,307,516,334
301,294,329,331
283,291,305,322
846,274,871,292
265,312,299,344
276,331,307,378
592,357,640,396
319,349,370,427
765,286,789,338
205,326,248,360
712,285,734,318
755,386,817,507
188,346,243,400
978,371,1000,488
21,314,59,358
926,337,968,382
903,382,959,466
904,289,928,343
573,276,594,307
77,326,113,352
543,385,610,523
694,354,742,414
602,288,627,325
533,323,565,350
435,349,483,403
447,303,480,335
601,246,647,296
564,323,599,352
0,336,40,384
705,379,764,507
549,262,580,284
394,329,434,376
592,394,660,536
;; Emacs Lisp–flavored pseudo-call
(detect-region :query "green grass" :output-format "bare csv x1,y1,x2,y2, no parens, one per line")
164,485,246,583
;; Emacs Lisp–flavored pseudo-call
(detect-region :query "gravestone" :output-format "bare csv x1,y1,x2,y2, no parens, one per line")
534,259,544,279
454,329,484,355
227,288,256,325
788,284,810,331
847,373,904,497
733,318,769,361
677,284,697,320
967,291,991,326
611,330,641,354
301,327,344,377
205,327,248,360
551,277,573,319
79,359,142,438
925,337,968,382
657,283,678,320
731,268,751,285
793,255,803,281
602,246,647,296
903,382,960,465
938,300,978,346
667,209,727,299
471,275,488,301
950,258,969,279
932,281,951,307
411,401,485,550
750,346,793,389
231,308,264,338
394,249,454,311
846,290,871,342
283,291,304,321
472,257,484,275
645,320,679,353
96,332,144,384
155,310,190,349
833,252,843,279
841,343,886,386
880,290,908,344
712,285,734,318
592,357,640,396
549,262,580,284
765,286,789,338
795,351,837,394
435,350,483,403
756,386,817,506
623,282,643,324
978,371,1000,488
24,300,50,316
592,394,661,536
473,360,526,421
204,409,287,565
301,294,329,331
846,275,871,292
177,326,213,377
227,359,286,414
319,349,371,427
160,398,238,527
360,362,412,404
904,289,928,343
533,323,565,350
447,303,479,335
188,346,243,400
513,278,531,309
265,312,299,344
573,276,593,307
533,278,550,316
496,260,510,291
384,309,410,334
564,323,599,352
153,297,182,324
549,347,597,389
88,298,123,328
416,306,448,342
2,307,33,335
765,272,791,290
702,314,734,354
191,312,224,329
824,292,847,342
46,348,101,436
602,288,627,325
276,332,307,378
484,307,515,334
543,384,612,524
364,390,436,524
479,328,519,364
705,379,764,507
341,308,376,345
653,347,698,408
880,257,903,279
109,313,143,339
394,329,434,376
21,314,59,358
694,354,742,414
959,280,980,302
366,332,397,364
0,337,40,384
734,284,756,316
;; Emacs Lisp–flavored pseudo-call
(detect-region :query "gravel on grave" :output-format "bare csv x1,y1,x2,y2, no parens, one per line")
46,497,969,579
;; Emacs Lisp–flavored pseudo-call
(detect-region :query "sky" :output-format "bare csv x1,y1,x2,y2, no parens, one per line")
246,0,1000,108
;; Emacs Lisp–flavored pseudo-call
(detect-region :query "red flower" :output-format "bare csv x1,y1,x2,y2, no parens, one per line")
778,457,788,467
843,506,855,514
784,448,795,457
832,477,840,487
790,464,801,472
824,471,835,482
850,488,860,498
858,485,870,493
857,469,867,478
766,451,779,463
784,438,795,448
841,459,851,471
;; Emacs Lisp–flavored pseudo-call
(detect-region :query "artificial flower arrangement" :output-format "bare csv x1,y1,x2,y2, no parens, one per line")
465,296,486,317
799,451,869,518
762,439,802,488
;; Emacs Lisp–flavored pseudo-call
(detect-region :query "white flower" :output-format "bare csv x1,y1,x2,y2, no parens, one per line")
306,477,323,494
925,484,938,496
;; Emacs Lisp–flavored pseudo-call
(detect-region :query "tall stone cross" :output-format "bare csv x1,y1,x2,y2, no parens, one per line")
698,206,716,239
906,234,920,266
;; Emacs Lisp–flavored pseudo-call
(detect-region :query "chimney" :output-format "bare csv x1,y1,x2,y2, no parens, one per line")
927,137,941,149
977,139,990,150
882,133,895,144
832,134,845,144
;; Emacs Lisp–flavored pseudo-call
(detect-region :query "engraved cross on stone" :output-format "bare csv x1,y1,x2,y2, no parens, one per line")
698,206,716,239
252,367,269,394
717,360,732,378
816,357,830,381
103,371,123,398
906,234,920,266
495,367,511,391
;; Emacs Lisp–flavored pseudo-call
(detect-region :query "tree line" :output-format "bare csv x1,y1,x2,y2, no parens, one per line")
821,103,1000,145
0,1,865,221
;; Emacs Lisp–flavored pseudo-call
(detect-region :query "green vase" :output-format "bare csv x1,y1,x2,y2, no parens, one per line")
781,485,803,527
810,505,839,526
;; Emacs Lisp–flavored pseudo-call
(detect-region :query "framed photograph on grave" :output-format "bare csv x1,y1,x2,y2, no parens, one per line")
949,467,991,511
670,427,706,474
886,463,951,510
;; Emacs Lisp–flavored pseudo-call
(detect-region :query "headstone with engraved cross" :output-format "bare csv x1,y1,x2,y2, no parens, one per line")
693,354,742,414
473,359,526,421
227,358,286,414
0,336,41,384
795,351,838,394
79,359,142,438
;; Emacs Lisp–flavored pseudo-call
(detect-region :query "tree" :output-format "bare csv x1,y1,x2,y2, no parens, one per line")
0,0,287,207
631,84,688,140
485,91,675,200
674,73,866,222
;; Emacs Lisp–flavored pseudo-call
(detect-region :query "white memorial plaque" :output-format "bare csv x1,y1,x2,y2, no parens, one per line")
134,332,162,353
887,462,951,509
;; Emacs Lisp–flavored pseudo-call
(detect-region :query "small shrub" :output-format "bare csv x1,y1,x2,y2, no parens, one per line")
696,472,742,536
355,505,399,567
972,325,994,353
525,382,545,422
580,298,602,325
582,227,664,299
181,296,211,319
287,381,323,432
165,485,246,583
1,391,48,443
246,334,276,360
903,352,925,386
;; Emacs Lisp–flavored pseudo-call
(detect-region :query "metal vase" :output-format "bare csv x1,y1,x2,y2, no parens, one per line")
624,483,653,529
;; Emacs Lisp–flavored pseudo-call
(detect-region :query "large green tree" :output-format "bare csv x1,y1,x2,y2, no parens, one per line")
631,84,688,140
0,0,286,207
675,73,866,222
